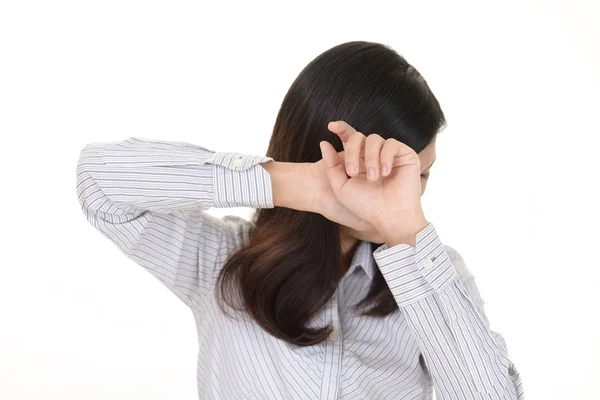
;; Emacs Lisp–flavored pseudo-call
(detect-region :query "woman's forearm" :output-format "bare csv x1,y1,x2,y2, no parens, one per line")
259,160,314,212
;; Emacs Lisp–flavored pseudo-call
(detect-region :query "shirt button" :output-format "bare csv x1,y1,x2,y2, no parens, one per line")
423,258,434,270
232,157,244,167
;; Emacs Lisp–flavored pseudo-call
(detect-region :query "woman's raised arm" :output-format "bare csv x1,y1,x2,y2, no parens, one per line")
75,136,288,308
372,225,525,399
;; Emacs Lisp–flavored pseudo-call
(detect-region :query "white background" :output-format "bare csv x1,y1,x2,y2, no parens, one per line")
1,1,599,399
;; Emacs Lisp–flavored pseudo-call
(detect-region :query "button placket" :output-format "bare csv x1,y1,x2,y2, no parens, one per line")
320,287,343,400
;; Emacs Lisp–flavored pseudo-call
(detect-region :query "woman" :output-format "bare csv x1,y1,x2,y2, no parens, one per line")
76,41,524,399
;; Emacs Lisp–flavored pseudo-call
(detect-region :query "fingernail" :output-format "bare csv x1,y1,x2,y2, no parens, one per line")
368,167,376,179
347,163,356,174
381,165,389,176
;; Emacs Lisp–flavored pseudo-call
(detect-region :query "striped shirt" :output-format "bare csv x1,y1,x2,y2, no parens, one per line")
76,136,525,400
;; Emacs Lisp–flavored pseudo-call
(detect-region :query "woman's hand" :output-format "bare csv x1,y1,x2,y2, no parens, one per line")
308,154,377,233
260,157,376,235
318,120,430,246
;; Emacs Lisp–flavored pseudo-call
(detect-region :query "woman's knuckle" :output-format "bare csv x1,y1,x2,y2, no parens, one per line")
367,133,382,142
365,156,379,166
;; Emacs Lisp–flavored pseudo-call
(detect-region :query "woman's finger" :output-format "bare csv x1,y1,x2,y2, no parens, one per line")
327,120,365,177
380,138,421,173
327,120,358,142
379,138,402,176
319,140,348,200
344,131,365,177
365,133,385,181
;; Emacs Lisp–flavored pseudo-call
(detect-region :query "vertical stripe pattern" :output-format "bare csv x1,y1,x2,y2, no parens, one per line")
76,137,524,399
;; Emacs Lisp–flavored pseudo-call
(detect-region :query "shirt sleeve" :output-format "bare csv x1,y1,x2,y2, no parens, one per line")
372,223,525,399
76,136,274,308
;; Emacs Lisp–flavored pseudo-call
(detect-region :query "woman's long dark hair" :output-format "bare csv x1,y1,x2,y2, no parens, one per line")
216,41,446,346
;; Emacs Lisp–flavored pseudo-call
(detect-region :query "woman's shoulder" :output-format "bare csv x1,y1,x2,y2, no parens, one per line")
220,214,258,246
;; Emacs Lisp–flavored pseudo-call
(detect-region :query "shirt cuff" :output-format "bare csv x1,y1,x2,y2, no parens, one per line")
372,222,458,307
206,151,275,209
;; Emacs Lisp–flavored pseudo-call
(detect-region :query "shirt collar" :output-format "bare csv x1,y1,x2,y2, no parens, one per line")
346,240,376,280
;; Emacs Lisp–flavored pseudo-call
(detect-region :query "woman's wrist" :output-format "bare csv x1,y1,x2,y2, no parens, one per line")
259,161,314,211
377,212,430,248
